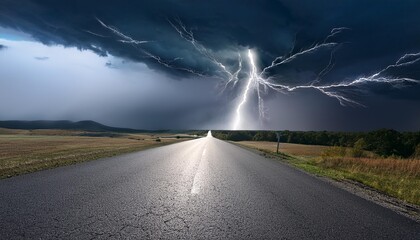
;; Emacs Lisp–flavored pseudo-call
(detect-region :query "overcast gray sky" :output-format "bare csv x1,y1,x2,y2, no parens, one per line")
0,0,419,130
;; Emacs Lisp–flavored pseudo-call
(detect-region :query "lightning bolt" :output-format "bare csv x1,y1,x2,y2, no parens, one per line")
231,32,420,129
96,17,150,45
260,42,338,76
232,50,255,130
168,18,242,85
324,27,351,43
95,17,208,77
94,18,420,130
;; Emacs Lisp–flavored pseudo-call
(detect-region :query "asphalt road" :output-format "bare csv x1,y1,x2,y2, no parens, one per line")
0,132,419,239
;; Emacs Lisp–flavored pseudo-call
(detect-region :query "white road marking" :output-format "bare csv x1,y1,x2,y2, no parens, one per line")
191,147,208,195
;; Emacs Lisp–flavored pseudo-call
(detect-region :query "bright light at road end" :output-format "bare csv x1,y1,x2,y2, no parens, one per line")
207,130,212,137
232,49,256,130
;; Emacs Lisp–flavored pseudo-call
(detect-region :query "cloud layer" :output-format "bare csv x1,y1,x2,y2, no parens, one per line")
0,0,419,130
1,1,418,79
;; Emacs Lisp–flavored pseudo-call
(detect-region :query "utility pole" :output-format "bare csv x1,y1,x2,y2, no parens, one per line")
276,132,280,154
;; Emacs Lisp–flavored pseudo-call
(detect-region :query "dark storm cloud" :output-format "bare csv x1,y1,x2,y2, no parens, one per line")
0,0,419,130
1,1,419,83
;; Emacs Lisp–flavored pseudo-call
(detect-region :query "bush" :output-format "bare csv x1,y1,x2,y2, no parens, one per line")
414,144,420,159
321,146,347,158
253,131,277,141
351,138,366,158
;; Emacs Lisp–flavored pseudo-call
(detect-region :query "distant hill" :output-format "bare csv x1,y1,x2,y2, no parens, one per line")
0,120,144,133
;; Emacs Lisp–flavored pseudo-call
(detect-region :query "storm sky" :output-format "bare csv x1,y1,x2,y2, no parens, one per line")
0,0,419,130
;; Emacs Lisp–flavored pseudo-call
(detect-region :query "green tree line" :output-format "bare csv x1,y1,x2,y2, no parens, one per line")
211,129,420,158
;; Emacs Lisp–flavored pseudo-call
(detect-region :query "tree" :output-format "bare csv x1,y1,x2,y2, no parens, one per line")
365,129,403,157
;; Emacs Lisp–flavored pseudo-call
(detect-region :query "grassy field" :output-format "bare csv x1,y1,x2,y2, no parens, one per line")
237,141,420,205
0,128,191,178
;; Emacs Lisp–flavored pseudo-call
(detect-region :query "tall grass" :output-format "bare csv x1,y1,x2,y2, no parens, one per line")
318,157,420,177
235,141,420,205
316,156,420,205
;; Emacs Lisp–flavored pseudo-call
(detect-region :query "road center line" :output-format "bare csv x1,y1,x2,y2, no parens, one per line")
190,146,207,195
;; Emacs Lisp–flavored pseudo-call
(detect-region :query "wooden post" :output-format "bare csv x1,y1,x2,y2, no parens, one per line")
276,132,280,154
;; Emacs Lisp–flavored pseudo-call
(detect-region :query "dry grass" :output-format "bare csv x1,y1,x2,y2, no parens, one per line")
237,141,332,157
0,130,189,178
318,157,419,177
317,157,420,205
0,128,30,135
236,141,420,205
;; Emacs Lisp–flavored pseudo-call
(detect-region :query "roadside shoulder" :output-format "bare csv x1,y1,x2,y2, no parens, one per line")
228,141,420,223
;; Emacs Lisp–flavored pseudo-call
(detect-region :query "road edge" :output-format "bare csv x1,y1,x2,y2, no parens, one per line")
228,141,420,224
